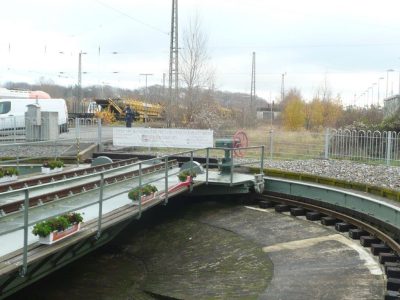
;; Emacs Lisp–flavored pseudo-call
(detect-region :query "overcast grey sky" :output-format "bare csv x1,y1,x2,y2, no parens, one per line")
1,0,400,107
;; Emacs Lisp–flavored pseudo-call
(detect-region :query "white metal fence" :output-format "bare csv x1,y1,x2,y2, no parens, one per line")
328,129,400,164
265,129,400,165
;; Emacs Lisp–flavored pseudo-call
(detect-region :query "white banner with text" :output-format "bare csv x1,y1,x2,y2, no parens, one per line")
113,127,213,148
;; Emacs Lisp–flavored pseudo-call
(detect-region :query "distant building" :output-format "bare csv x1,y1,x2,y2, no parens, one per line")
384,94,400,117
256,110,280,120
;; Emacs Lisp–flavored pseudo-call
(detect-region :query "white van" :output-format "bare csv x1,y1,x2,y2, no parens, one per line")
0,98,68,133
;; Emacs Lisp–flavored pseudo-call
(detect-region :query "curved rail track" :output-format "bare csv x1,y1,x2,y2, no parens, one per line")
0,158,178,216
0,158,139,193
257,192,400,298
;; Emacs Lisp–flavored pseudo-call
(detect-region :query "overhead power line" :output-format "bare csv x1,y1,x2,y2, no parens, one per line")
94,0,169,35
210,42,400,50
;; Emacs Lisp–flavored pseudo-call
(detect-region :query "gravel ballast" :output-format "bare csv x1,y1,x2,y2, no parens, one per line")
264,159,400,191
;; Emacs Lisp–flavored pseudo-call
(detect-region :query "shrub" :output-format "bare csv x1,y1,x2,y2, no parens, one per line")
32,212,83,237
128,184,158,201
177,170,197,182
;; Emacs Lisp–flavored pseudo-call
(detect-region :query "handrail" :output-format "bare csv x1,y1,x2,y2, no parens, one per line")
0,145,265,277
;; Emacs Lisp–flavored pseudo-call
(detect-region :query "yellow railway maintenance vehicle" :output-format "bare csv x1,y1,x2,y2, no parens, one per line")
92,98,164,122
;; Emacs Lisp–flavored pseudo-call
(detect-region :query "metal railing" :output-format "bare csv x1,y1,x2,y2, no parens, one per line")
265,128,400,165
0,117,103,143
328,129,400,165
0,146,264,277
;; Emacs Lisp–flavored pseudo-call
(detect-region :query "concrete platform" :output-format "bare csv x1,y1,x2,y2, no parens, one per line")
241,206,385,299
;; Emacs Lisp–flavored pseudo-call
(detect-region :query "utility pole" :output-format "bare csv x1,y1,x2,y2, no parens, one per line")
281,73,286,102
250,52,256,122
162,73,166,96
77,51,86,113
139,73,153,100
168,0,179,126
140,73,153,124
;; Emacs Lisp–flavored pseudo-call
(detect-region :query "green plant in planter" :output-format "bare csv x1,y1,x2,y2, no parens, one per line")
32,222,53,238
177,170,197,182
32,212,83,237
43,159,64,169
67,212,83,224
128,184,158,201
0,167,19,178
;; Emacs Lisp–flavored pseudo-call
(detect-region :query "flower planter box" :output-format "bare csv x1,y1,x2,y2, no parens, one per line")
131,192,159,204
39,223,81,245
0,175,18,183
41,167,63,174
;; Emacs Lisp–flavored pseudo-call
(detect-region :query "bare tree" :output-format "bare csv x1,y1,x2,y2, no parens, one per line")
180,14,214,125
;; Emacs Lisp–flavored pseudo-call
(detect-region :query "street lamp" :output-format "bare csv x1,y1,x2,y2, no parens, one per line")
368,87,373,107
361,93,365,107
371,83,377,106
377,77,384,107
386,69,395,98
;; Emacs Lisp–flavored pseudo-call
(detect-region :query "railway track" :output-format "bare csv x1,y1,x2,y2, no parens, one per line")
257,193,400,299
0,158,139,193
0,159,178,216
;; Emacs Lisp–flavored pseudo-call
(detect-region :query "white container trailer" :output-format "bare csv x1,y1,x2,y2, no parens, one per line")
0,98,68,133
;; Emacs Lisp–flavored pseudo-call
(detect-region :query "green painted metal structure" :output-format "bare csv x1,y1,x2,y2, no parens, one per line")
0,146,265,299
265,177,400,238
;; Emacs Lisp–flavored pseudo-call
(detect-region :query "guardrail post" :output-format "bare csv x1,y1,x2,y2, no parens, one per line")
96,173,104,239
137,163,142,219
206,148,209,185
324,128,330,159
386,131,392,166
164,156,169,204
20,190,29,277
260,145,264,175
230,148,234,186
97,118,103,152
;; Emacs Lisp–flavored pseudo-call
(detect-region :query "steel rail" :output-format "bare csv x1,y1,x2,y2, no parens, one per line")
0,157,139,193
0,160,178,215
260,193,400,254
